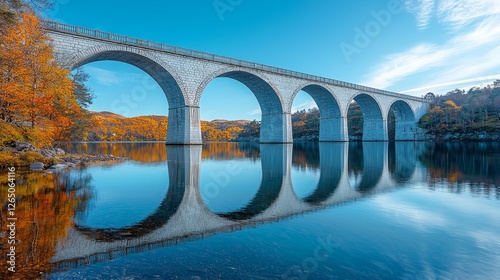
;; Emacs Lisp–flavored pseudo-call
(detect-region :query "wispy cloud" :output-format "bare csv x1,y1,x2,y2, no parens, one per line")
401,74,500,94
84,66,124,85
247,108,261,115
406,0,436,29
83,66,145,86
362,1,500,93
291,100,317,112
436,0,500,29
372,196,449,230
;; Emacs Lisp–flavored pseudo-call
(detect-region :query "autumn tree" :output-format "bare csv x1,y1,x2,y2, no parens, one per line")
0,0,52,28
0,12,80,147
53,68,95,144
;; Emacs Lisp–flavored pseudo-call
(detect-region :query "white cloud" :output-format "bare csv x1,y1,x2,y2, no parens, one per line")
362,6,500,93
436,0,500,29
406,0,436,29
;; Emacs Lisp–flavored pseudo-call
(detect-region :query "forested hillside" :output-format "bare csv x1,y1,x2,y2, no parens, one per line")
78,112,250,141
419,80,500,141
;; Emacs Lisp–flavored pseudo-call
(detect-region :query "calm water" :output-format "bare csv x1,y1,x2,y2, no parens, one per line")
1,142,499,279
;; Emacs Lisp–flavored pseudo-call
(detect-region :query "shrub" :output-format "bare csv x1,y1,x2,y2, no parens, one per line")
18,151,46,164
0,151,20,167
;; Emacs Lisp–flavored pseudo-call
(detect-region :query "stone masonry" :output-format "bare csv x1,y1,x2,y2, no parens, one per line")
42,21,429,144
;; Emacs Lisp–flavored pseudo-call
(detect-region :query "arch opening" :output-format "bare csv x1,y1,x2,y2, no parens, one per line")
201,144,286,221
197,70,289,143
388,142,417,184
70,49,188,143
388,100,417,141
291,85,345,142
348,94,386,141
72,50,185,108
291,142,344,204
347,142,384,193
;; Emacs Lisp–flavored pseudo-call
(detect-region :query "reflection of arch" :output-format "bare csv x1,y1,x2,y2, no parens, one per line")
389,100,417,141
69,45,186,108
74,146,190,241
195,67,289,143
388,142,417,183
348,142,384,192
348,93,386,141
303,143,344,204
218,144,287,220
290,84,345,141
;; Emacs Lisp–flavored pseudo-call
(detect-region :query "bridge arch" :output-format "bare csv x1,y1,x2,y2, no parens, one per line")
290,83,346,141
291,142,344,205
195,67,290,143
347,93,387,141
388,100,417,141
67,44,187,109
348,142,384,192
388,142,417,184
210,144,286,220
74,176,185,242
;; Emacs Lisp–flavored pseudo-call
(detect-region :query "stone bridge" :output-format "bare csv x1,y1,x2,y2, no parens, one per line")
51,142,427,270
41,21,429,144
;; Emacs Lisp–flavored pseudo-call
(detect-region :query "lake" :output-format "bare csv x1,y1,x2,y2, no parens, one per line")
1,142,499,279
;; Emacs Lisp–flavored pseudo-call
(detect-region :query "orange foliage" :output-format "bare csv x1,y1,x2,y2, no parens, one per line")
0,170,92,278
85,112,168,141
0,12,81,147
83,112,249,142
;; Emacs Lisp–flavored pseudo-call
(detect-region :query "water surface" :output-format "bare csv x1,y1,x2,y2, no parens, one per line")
1,142,499,279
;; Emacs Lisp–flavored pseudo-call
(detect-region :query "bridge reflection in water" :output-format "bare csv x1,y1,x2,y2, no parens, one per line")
52,142,424,270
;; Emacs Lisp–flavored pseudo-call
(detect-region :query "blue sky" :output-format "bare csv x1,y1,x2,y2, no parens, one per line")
46,0,500,119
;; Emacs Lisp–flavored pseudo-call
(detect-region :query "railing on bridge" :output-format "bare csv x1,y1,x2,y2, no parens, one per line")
41,20,427,102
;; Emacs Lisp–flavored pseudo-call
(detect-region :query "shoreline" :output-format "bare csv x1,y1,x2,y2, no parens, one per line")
0,141,127,170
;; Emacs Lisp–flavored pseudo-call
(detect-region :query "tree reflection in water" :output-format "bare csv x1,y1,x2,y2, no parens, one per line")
419,142,500,199
0,168,93,279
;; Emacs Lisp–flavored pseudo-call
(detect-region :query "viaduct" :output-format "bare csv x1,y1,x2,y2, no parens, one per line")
41,21,429,144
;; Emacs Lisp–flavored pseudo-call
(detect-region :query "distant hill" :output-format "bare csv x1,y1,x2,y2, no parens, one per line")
75,112,254,142
91,111,127,119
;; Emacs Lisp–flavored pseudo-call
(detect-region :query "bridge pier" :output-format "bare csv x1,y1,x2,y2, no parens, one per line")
319,116,348,142
166,106,202,145
395,121,417,141
260,113,293,144
363,118,388,141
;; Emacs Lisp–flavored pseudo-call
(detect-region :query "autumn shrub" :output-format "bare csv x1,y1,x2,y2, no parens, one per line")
18,151,45,164
0,122,25,145
0,151,20,167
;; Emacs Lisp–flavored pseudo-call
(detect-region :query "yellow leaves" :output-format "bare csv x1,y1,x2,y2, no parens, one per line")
444,100,459,109
1,12,83,147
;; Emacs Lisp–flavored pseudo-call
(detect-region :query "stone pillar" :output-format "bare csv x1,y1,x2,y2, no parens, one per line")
363,118,388,141
395,121,417,141
260,113,293,144
319,116,348,142
166,106,202,145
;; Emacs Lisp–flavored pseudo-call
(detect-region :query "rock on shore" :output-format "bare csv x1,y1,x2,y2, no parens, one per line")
6,141,128,170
